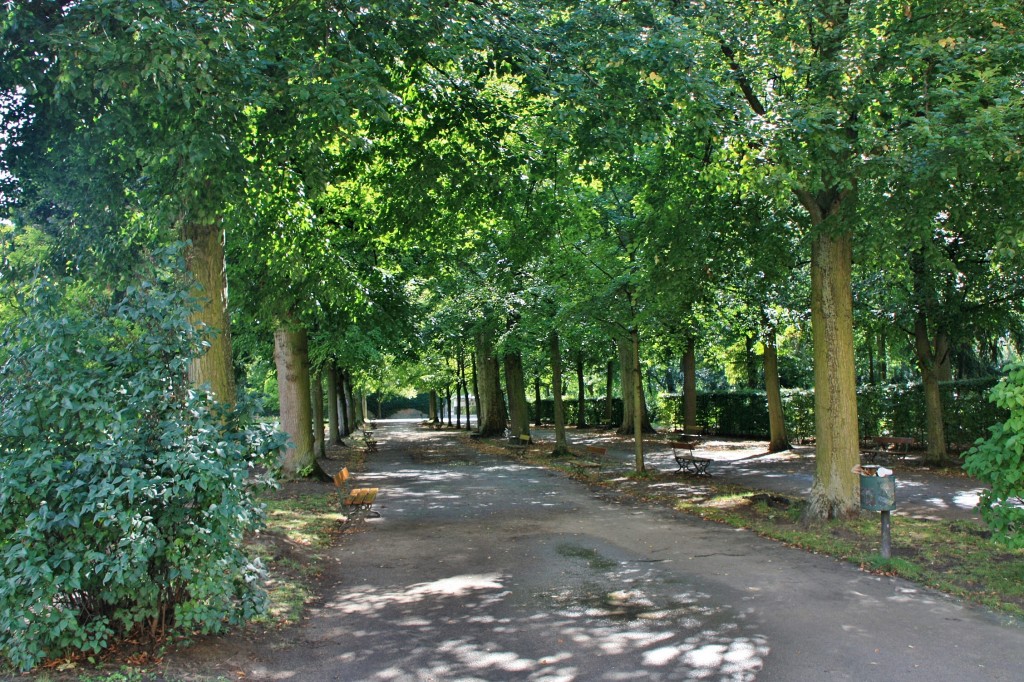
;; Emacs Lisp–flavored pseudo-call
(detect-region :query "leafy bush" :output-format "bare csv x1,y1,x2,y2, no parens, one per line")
0,250,284,670
963,363,1024,547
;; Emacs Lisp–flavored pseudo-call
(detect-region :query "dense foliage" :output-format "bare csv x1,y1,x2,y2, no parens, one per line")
964,364,1024,548
0,251,283,670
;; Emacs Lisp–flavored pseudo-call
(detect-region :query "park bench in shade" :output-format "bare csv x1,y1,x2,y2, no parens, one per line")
861,436,914,464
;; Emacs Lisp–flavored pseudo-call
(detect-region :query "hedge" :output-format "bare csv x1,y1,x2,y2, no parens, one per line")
658,378,1006,445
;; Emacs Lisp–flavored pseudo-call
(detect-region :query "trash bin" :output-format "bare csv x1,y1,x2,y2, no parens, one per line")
859,466,896,511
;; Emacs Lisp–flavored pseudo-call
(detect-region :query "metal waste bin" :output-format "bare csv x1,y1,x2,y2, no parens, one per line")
858,465,895,558
860,468,896,511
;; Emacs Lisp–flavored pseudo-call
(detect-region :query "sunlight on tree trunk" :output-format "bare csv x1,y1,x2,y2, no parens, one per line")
505,351,531,438
683,337,697,430
631,328,646,474
807,231,859,519
182,221,234,405
274,326,314,477
327,368,341,445
312,372,325,458
475,330,508,436
618,335,653,435
915,313,949,463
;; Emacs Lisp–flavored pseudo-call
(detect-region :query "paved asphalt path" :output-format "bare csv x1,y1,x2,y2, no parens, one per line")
238,420,1022,681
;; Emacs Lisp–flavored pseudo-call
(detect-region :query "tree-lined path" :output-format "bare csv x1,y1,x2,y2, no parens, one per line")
173,420,1023,681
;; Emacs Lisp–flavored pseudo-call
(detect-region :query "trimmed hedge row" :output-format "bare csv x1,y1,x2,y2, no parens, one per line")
658,378,1006,445
529,397,624,427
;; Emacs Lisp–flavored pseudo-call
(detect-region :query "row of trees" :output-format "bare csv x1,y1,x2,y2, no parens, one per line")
2,0,1023,666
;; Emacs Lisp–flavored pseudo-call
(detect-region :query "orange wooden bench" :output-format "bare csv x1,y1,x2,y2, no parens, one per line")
333,467,380,520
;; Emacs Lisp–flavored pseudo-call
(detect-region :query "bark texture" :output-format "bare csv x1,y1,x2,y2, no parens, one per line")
763,328,790,452
327,368,341,445
550,332,569,455
504,351,531,439
475,330,508,436
617,335,654,435
914,312,949,462
807,230,859,518
630,329,646,473
576,356,587,428
182,221,235,404
274,327,314,477
312,372,325,458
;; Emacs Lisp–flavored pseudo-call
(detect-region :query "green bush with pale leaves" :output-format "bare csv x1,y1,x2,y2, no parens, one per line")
0,250,284,671
964,362,1024,548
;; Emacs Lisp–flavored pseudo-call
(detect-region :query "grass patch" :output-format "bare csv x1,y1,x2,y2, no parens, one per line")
254,492,346,627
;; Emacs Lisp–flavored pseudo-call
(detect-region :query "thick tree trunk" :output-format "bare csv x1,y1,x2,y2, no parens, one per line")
326,367,341,446
504,351,531,439
807,230,860,519
915,312,949,463
605,359,615,425
274,326,314,477
576,355,587,428
617,335,654,435
475,330,508,436
550,332,569,455
683,337,698,430
312,372,325,458
764,327,790,453
182,221,235,404
428,390,438,423
631,328,646,473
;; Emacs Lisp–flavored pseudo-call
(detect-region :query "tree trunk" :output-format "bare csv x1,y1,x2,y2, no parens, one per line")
915,312,949,463
338,369,350,437
312,371,325,458
877,330,887,383
462,358,472,430
326,367,341,446
504,351,531,439
576,355,587,428
274,326,314,477
471,352,482,432
617,335,654,435
182,221,235,405
807,229,860,519
429,389,438,423
745,333,759,388
605,359,615,425
361,392,368,424
455,355,463,429
534,375,543,427
550,332,569,455
445,385,453,426
631,328,646,473
764,327,790,453
342,370,356,434
475,330,508,436
683,337,697,430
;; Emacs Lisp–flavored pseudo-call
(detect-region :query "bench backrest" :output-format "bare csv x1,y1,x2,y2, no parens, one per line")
586,445,607,455
671,441,696,450
333,467,350,488
519,434,531,444
876,436,913,448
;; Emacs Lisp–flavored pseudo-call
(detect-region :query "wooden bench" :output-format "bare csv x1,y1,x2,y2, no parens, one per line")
508,433,532,449
861,436,914,464
585,445,607,457
669,441,712,476
332,467,380,520
362,430,378,452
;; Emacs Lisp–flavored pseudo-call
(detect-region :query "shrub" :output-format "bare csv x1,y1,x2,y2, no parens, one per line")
963,363,1024,548
0,249,284,670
